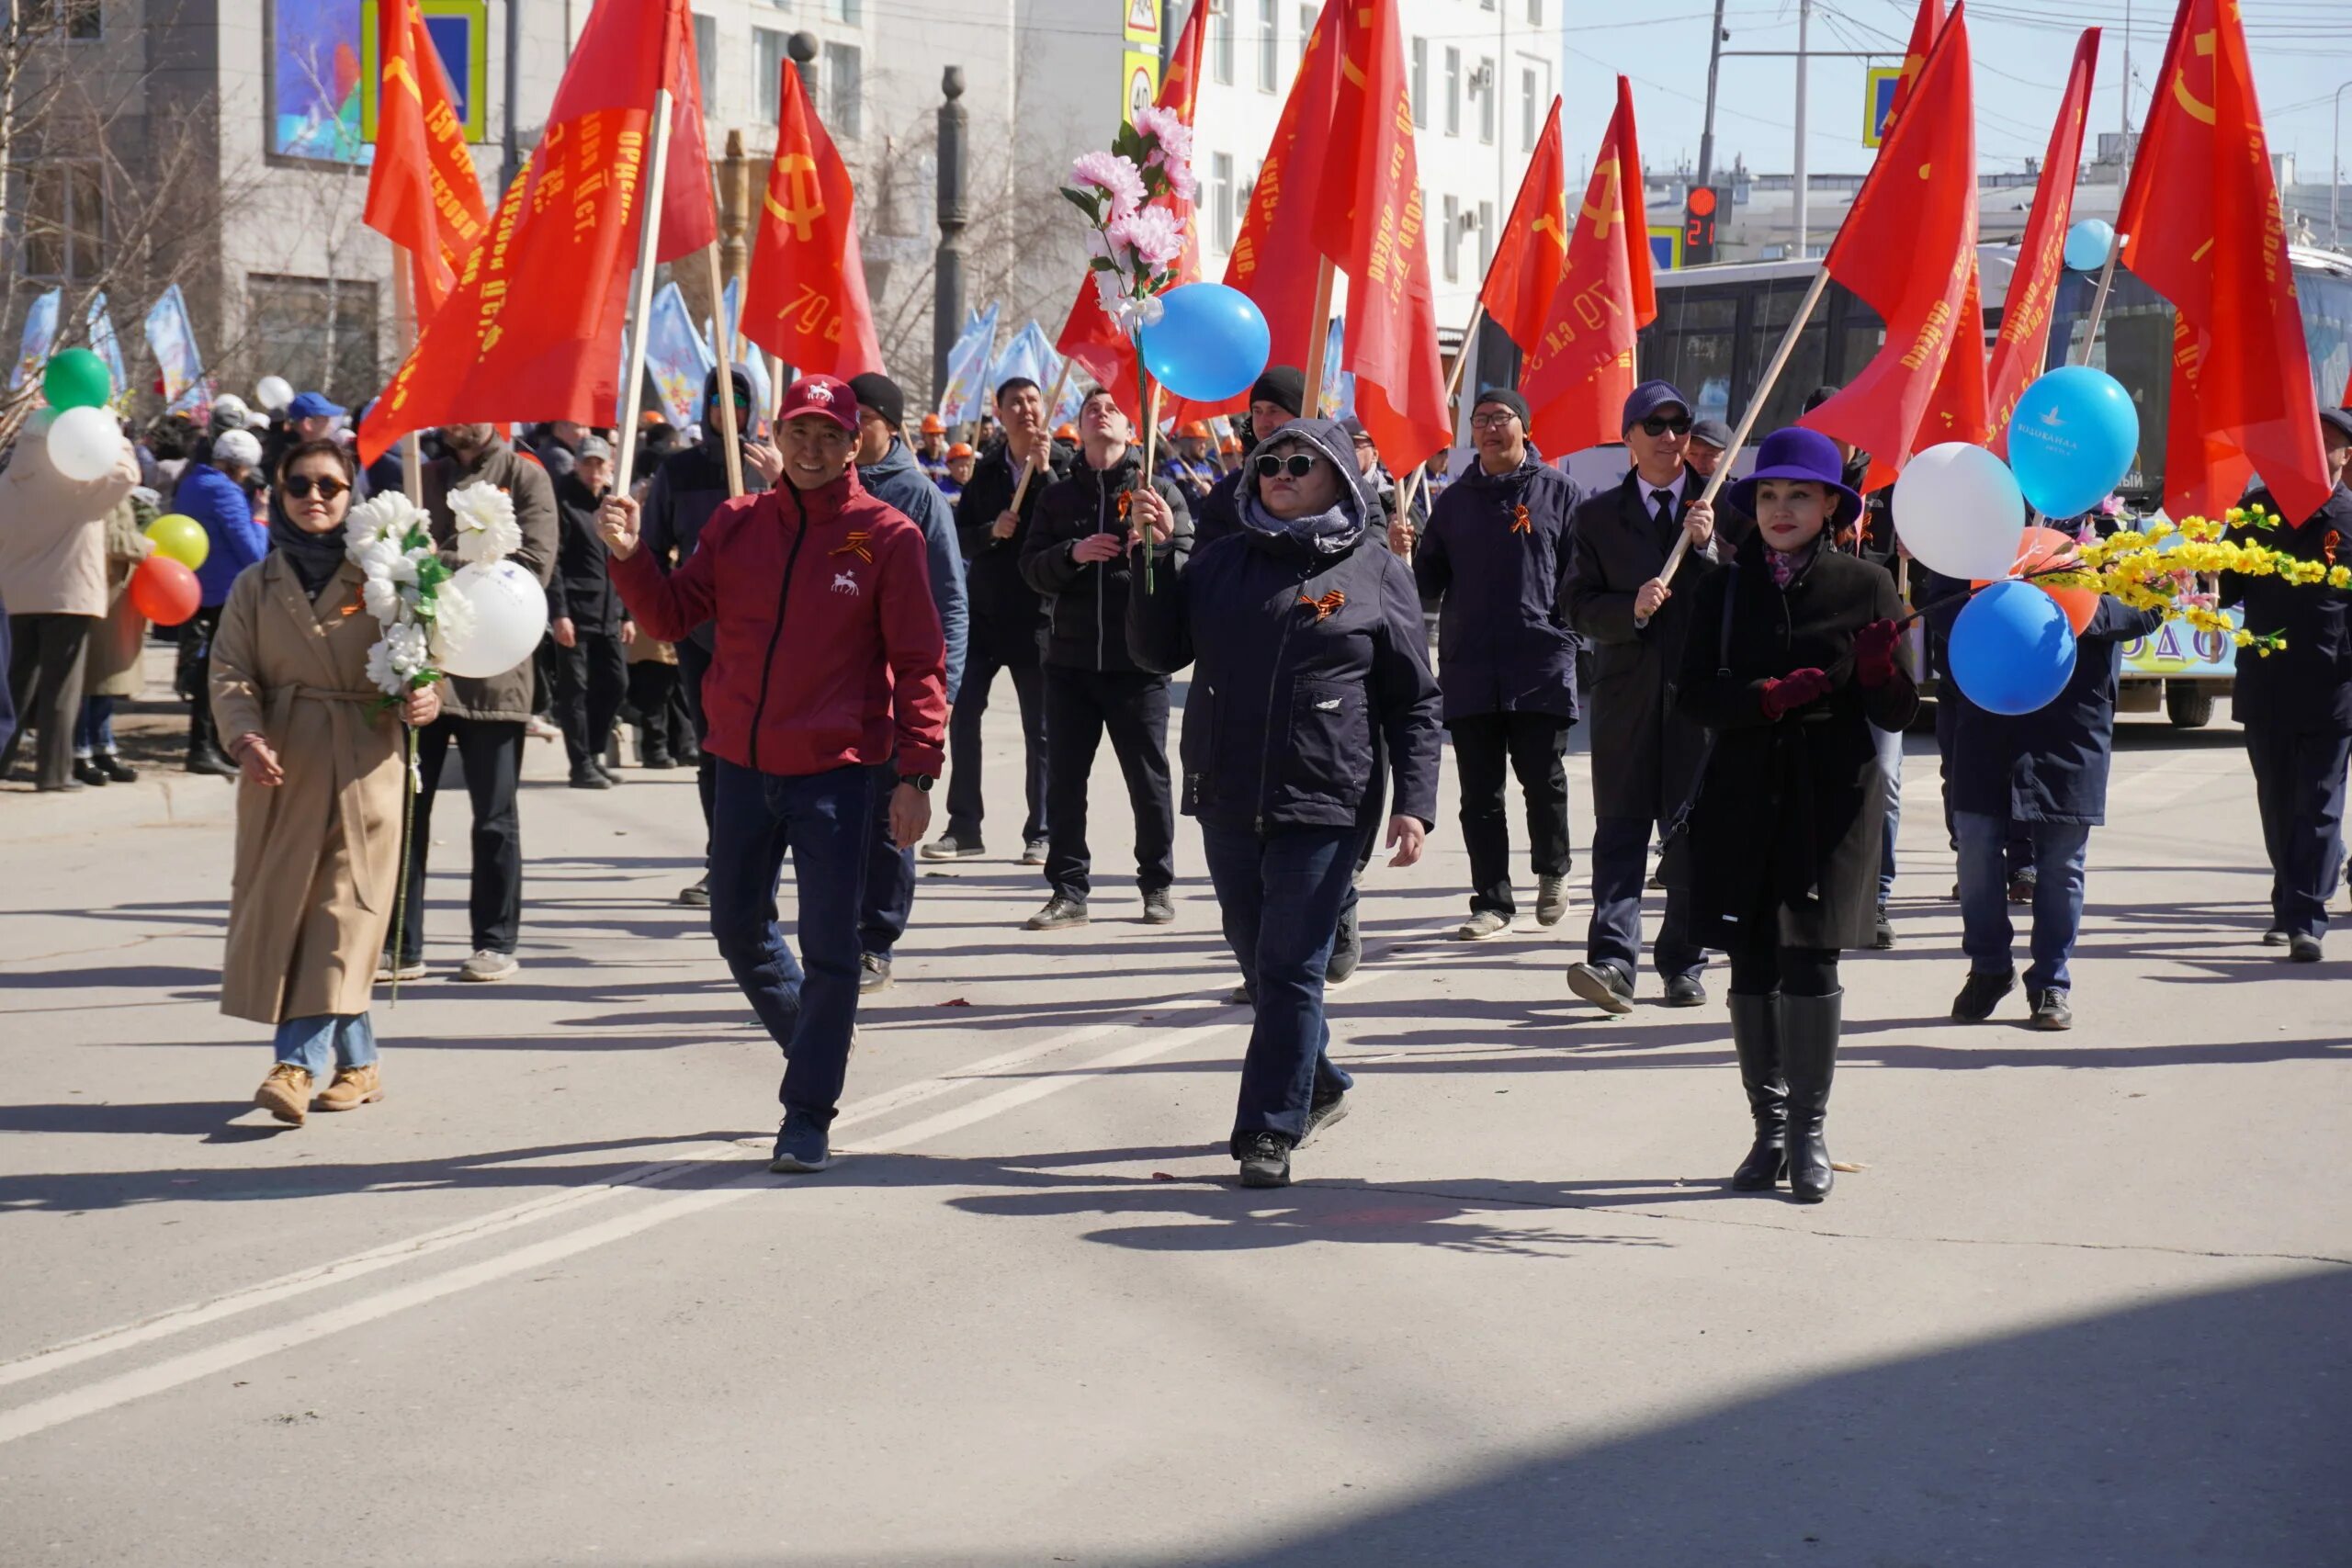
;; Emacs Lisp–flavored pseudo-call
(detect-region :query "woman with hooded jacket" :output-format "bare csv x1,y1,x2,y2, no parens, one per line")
1130,417,1444,1189
1676,428,1917,1203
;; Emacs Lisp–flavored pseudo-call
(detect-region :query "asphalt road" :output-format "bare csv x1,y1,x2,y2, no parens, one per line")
1,684,2346,1566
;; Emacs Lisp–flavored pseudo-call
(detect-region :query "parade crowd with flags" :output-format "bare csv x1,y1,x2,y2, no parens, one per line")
3,0,2350,1193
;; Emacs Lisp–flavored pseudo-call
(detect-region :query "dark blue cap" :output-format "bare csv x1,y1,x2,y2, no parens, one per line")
286,391,345,420
1621,379,1690,432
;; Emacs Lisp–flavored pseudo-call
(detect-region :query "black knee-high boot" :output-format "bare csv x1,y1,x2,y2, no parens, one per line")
1727,991,1787,1190
1780,990,1843,1203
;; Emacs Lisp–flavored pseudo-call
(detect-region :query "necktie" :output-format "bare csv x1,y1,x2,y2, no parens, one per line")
1652,490,1677,541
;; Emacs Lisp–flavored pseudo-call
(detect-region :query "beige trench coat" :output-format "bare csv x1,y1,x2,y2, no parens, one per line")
209,553,409,1024
83,498,156,700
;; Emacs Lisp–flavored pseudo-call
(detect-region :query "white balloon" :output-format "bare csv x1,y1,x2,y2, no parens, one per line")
1892,442,2030,582
255,376,295,413
46,404,127,483
435,560,548,679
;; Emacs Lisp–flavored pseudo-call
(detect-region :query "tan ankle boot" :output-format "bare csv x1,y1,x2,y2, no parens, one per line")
316,1064,382,1111
254,1063,313,1125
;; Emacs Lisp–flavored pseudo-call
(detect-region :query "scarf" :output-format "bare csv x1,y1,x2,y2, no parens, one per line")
1236,487,1363,557
270,511,351,599
1767,536,1821,590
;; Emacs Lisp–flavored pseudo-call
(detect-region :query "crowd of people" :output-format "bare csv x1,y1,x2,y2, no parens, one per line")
6,365,2348,1199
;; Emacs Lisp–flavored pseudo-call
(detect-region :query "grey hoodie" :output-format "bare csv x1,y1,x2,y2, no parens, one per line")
857,435,969,703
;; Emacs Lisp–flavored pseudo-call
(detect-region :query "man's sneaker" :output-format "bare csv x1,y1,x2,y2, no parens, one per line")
254,1064,312,1125
1025,895,1090,931
858,953,892,994
524,715,562,743
1237,1131,1292,1188
1565,961,1634,1016
920,832,983,862
1141,888,1176,925
1020,839,1050,866
2290,932,2324,964
569,763,612,789
1327,907,1363,984
457,949,519,983
769,1110,833,1173
2007,870,2038,906
1456,908,1511,942
2261,927,2289,947
315,1064,383,1111
1872,906,1896,950
1951,967,2017,1021
1302,1089,1349,1146
593,757,623,785
1227,979,1255,1006
1660,974,1707,1008
676,874,710,908
374,958,428,984
1535,875,1570,927
2028,988,2074,1031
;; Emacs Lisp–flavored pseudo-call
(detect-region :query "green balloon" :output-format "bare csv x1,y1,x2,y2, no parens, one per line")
42,347,112,412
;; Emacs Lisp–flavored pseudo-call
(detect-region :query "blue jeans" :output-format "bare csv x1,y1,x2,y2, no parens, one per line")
1585,815,1703,984
73,694,113,757
1200,822,1356,1153
859,762,917,958
1955,812,2090,993
708,759,873,1127
1872,721,1903,906
272,1013,379,1076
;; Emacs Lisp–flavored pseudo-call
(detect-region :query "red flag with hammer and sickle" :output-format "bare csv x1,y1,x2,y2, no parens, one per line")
1478,96,1567,354
360,0,715,463
2118,0,2331,523
1881,0,1945,136
1521,77,1657,457
1985,28,2099,457
741,49,883,378
362,0,489,320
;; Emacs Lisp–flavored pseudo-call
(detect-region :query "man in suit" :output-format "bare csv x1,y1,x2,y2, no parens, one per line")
1560,379,1721,1012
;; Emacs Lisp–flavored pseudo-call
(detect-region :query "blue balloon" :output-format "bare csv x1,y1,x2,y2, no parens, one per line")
2007,366,2139,520
1949,580,2078,716
1137,283,1271,402
2064,219,2115,273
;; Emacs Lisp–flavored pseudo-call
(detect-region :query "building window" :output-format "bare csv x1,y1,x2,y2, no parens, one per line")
822,41,862,136
1211,152,1235,250
1297,3,1314,68
1521,67,1539,151
1477,57,1495,144
820,0,860,20
755,28,790,121
692,14,718,108
1256,0,1277,91
20,0,100,39
22,164,104,282
247,275,379,405
1409,38,1427,126
1442,48,1460,137
1477,200,1494,274
1211,0,1234,85
1442,194,1459,282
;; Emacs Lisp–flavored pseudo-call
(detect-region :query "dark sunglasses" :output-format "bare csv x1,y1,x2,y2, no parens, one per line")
282,474,349,501
1641,414,1693,437
1253,452,1321,479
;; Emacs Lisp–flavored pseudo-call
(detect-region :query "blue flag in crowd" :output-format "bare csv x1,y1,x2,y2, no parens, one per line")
85,293,127,407
645,281,714,431
11,289,59,391
938,303,1001,427
1319,316,1355,420
141,286,207,414
705,276,773,424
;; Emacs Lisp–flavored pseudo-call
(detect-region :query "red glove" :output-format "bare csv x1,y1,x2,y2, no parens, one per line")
1855,618,1902,688
1759,667,1833,719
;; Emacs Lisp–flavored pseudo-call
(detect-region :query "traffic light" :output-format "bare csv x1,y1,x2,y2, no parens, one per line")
1683,185,1719,265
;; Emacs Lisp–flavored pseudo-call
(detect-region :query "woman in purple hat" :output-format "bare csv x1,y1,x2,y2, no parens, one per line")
1675,427,1917,1203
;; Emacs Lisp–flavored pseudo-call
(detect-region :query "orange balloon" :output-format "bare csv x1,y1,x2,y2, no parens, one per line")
1974,525,2096,635
128,555,200,627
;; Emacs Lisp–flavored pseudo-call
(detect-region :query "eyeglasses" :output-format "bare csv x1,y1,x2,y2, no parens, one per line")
1253,452,1321,479
1640,414,1693,437
1468,412,1520,431
282,474,348,501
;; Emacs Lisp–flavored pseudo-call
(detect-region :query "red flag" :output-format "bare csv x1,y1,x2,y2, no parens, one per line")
362,0,489,318
1800,8,1980,491
1985,29,2099,457
360,0,702,464
1308,0,1450,468
1057,0,1209,422
740,54,882,379
2118,0,2330,523
1882,0,1945,135
1521,78,1657,457
657,13,717,262
1478,96,1568,353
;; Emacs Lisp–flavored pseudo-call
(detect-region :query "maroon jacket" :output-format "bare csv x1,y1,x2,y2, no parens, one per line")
611,468,947,779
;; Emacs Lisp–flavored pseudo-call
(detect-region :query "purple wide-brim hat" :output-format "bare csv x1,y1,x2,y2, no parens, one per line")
1726,426,1863,528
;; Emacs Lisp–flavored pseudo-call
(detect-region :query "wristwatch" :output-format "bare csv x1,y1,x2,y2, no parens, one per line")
898,773,934,792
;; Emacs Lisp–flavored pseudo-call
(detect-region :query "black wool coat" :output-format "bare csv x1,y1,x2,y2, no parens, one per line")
2223,483,2352,736
1677,533,1918,951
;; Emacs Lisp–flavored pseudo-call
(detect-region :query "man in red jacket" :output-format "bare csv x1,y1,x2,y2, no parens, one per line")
600,375,947,1173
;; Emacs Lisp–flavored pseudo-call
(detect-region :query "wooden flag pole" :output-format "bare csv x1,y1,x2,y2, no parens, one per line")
703,243,745,497
1636,263,1832,627
2075,225,2124,367
614,88,679,490
1392,299,1487,545
1009,354,1076,514
1300,259,1336,412
390,255,425,505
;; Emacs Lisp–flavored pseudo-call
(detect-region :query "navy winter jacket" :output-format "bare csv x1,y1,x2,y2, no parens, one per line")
1412,446,1583,722
858,435,970,703
1020,447,1192,675
2224,484,2352,736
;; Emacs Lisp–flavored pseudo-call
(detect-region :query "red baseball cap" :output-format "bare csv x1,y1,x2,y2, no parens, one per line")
778,374,857,434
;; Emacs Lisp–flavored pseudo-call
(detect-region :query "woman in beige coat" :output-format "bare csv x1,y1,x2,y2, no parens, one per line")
209,440,439,1125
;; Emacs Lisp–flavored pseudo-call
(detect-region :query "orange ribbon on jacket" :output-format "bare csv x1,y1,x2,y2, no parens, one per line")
1510,503,1532,535
831,531,873,563
1297,589,1347,622
2326,530,2340,568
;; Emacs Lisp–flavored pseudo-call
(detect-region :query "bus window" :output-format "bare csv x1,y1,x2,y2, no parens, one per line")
1747,279,1830,432
2049,267,2171,501
1830,285,1884,389
1640,293,1736,423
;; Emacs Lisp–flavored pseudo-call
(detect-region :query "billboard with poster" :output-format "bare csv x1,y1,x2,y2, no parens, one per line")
268,0,485,164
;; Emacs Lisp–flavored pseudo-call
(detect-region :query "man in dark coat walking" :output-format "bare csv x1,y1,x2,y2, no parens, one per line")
548,435,630,789
1561,379,1721,1010
1017,386,1193,930
2224,404,2352,963
1412,387,1583,940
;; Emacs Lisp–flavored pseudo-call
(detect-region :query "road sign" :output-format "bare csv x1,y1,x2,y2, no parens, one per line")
1863,66,1904,148
1648,224,1683,272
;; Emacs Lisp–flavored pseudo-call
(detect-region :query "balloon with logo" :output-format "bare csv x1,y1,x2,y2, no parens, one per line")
144,513,210,571
1892,442,2028,581
2007,367,2138,521
2063,219,2115,273
128,556,201,627
435,561,548,679
1137,283,1272,402
46,403,127,482
41,347,113,412
1949,580,2078,716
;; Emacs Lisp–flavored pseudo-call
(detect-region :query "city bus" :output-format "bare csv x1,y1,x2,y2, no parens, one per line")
1603,243,2352,727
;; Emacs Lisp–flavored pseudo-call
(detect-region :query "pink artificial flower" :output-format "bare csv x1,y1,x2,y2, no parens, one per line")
1070,150,1146,220
1134,105,1195,171
1108,204,1185,269
1163,159,1199,204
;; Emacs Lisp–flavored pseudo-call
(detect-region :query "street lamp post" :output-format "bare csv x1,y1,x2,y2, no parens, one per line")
2335,79,2351,252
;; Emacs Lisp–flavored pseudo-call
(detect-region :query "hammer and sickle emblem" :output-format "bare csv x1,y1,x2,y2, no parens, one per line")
1531,207,1566,251
1580,159,1621,240
2170,29,2217,127
384,54,422,102
764,153,826,243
